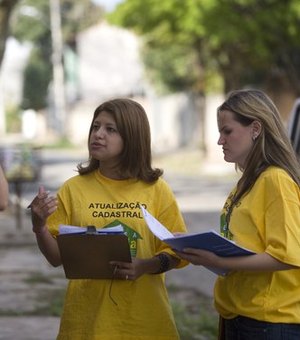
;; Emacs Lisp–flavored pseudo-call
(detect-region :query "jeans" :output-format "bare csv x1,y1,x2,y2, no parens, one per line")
223,315,300,340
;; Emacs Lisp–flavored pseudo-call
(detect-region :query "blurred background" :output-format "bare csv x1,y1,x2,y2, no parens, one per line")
1,0,299,158
0,1,300,339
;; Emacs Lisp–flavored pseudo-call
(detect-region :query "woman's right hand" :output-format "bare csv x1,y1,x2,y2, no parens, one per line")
29,185,58,234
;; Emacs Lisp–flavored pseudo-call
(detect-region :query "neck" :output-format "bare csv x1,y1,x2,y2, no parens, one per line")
98,167,129,180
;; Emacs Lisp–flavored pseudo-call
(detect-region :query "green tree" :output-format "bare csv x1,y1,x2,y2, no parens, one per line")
11,0,104,110
110,0,300,98
110,0,209,95
22,51,52,110
201,0,300,96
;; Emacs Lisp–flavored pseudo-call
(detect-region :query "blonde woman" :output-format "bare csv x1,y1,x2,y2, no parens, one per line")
177,89,300,340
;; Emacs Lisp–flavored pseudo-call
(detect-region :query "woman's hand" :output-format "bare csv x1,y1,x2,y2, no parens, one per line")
175,248,222,267
28,185,61,267
29,185,58,234
110,258,152,281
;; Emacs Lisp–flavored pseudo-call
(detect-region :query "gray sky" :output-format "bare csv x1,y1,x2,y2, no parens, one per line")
92,0,124,12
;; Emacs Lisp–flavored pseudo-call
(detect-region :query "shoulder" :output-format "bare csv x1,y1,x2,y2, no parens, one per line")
60,171,96,190
259,166,295,184
256,166,299,196
138,177,175,199
152,177,173,191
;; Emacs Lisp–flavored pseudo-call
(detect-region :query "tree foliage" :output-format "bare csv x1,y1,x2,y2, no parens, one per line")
110,0,209,94
10,0,104,110
22,50,52,110
109,0,300,96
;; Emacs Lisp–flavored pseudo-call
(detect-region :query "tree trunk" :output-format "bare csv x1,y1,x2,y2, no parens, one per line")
0,0,19,68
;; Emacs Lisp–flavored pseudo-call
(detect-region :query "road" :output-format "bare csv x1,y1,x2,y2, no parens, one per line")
0,148,237,339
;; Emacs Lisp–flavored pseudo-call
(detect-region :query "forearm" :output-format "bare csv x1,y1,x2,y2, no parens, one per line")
149,253,180,274
219,252,296,272
132,253,180,276
0,166,8,210
34,227,62,267
178,248,296,273
111,252,180,280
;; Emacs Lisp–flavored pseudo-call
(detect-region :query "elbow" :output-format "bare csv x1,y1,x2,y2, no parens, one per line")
0,201,8,211
46,252,62,267
49,259,62,268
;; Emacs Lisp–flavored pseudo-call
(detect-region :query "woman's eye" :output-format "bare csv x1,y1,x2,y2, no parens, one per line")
92,125,100,131
107,127,117,133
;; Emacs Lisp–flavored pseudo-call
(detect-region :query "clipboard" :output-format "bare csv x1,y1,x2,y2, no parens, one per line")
57,226,132,279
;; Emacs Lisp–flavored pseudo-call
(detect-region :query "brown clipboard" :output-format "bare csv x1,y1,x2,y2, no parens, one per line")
57,226,132,279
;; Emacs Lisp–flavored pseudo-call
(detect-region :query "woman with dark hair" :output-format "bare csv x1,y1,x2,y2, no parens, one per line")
29,98,187,339
176,89,300,340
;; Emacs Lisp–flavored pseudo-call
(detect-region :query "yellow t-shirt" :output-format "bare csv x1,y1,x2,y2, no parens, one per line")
47,170,187,340
215,166,300,323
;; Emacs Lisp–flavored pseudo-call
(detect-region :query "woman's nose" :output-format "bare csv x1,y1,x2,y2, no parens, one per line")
96,127,105,138
217,135,224,145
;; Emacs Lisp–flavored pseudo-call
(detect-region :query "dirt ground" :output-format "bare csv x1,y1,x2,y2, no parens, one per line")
0,148,236,339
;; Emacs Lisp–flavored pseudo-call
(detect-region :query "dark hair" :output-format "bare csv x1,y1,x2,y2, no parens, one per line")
77,98,163,182
218,89,300,204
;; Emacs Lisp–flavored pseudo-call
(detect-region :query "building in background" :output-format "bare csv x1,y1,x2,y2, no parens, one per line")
0,21,226,169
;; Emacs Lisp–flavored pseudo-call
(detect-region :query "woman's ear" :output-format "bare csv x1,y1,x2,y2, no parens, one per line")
252,120,262,140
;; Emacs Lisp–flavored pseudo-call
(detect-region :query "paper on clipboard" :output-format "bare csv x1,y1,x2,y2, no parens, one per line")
57,225,131,279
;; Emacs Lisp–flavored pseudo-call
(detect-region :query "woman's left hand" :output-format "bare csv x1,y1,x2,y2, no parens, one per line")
110,258,148,281
174,248,221,267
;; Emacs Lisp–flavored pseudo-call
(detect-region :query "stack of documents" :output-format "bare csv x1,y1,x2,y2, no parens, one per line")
57,225,131,279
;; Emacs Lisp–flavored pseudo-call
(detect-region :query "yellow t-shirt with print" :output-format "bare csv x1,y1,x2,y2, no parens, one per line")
47,170,187,340
215,166,300,323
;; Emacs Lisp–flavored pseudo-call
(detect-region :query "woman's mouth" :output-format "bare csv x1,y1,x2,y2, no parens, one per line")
90,142,105,149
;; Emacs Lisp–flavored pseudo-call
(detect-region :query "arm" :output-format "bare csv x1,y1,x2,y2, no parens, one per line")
175,248,296,272
30,185,61,267
0,165,8,210
110,253,180,281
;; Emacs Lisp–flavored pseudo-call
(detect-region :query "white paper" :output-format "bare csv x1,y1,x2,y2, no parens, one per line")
140,205,174,240
59,224,124,235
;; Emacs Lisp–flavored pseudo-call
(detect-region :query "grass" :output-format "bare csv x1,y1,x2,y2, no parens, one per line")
168,284,218,339
1,271,218,339
24,272,54,285
173,302,218,339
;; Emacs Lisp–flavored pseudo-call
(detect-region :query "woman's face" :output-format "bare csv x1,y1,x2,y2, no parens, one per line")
89,111,124,168
217,110,256,168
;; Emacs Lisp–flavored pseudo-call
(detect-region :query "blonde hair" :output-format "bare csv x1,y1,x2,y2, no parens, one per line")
218,89,300,203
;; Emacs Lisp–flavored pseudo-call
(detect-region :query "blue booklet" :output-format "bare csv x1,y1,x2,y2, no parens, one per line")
140,205,255,275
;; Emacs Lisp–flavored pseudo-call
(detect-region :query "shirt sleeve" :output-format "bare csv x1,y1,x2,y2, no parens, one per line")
153,180,188,268
264,175,300,266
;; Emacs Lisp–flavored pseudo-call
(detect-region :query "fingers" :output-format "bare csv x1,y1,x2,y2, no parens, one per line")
28,185,53,209
38,185,45,196
30,186,58,218
110,262,132,280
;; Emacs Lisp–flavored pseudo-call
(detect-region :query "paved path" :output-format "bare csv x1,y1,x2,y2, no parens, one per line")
0,148,237,339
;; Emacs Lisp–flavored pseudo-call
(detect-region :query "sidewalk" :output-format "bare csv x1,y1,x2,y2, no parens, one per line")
0,148,237,339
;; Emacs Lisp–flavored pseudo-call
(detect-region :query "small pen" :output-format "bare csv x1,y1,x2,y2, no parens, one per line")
26,190,51,209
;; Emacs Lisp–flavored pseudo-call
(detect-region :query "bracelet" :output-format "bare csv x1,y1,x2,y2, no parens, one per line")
154,253,170,274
